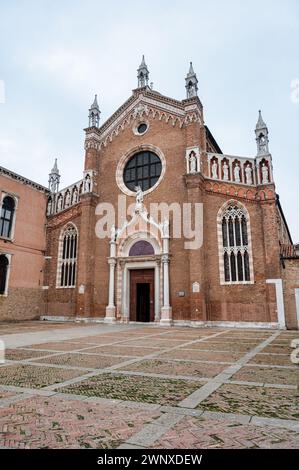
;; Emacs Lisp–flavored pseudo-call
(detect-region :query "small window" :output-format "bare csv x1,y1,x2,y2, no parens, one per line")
0,254,9,295
0,196,15,239
137,123,147,134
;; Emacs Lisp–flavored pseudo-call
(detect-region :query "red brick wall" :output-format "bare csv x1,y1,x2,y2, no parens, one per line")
44,108,287,326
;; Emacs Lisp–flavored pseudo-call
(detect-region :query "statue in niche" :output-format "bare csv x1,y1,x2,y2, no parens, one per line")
234,163,241,183
47,198,52,216
57,195,63,211
211,160,218,179
72,188,78,205
223,161,229,181
262,162,269,184
189,152,197,173
65,191,71,207
245,164,253,185
84,174,91,193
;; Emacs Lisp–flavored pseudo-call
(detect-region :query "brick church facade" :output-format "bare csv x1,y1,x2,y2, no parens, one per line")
1,58,299,328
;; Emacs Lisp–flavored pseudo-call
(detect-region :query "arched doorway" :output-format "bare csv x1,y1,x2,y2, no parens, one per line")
128,240,155,322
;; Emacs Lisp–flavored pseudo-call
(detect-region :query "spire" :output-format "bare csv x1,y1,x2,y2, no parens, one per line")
137,55,149,88
256,110,267,130
88,94,101,128
255,110,269,156
48,158,60,193
188,62,195,75
185,62,198,98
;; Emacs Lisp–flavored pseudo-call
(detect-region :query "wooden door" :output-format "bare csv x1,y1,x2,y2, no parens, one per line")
130,269,155,322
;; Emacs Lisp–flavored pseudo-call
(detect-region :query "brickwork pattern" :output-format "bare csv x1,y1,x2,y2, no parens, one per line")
0,323,298,449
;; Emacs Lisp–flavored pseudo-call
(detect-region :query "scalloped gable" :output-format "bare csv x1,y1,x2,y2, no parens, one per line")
84,87,203,150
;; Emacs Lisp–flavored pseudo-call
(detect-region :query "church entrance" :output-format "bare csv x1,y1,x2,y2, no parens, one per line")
130,269,155,322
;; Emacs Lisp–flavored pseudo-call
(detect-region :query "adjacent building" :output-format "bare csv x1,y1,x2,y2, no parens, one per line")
0,166,48,320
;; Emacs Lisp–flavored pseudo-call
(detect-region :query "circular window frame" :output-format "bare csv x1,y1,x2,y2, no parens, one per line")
133,120,149,137
116,144,166,197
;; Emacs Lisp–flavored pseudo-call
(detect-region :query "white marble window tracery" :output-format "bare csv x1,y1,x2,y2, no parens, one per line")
218,203,253,284
56,224,78,288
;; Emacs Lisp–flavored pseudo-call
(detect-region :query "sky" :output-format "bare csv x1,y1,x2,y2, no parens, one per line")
0,0,298,241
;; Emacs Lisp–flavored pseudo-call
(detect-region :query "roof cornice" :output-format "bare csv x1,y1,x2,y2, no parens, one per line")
0,165,49,194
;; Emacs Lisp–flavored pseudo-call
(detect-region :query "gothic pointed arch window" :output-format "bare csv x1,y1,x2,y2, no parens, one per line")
56,224,78,288
218,202,253,284
0,196,15,239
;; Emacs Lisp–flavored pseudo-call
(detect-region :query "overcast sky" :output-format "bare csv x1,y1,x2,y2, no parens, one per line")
0,0,298,241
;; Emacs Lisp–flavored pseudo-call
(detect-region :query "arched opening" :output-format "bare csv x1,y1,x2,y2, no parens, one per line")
0,196,15,238
219,202,253,283
57,224,78,288
129,240,155,256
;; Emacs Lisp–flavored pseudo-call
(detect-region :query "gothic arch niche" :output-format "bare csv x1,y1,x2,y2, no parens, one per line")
221,158,230,181
210,156,219,179
217,200,254,285
244,160,254,185
232,159,242,184
259,158,270,185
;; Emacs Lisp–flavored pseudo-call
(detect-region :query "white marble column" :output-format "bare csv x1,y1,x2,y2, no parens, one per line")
162,254,170,307
160,235,172,326
105,240,117,323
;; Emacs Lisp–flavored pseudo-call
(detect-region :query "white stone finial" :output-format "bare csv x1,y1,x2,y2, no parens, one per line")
88,94,101,128
255,110,269,156
48,158,60,193
185,61,198,98
162,218,170,238
134,185,144,213
137,56,149,88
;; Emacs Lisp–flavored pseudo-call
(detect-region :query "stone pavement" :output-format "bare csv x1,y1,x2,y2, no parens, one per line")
0,321,298,449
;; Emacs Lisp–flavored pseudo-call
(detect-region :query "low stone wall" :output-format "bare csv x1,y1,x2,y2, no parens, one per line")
0,288,43,321
282,258,299,329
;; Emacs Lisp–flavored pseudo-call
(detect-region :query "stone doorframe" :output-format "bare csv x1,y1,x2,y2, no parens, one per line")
119,259,161,322
104,192,172,325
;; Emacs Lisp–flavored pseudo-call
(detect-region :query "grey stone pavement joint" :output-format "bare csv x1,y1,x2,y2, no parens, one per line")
0,392,33,408
226,379,297,390
43,327,230,391
0,325,297,450
119,413,185,449
178,331,281,409
159,405,299,430
117,331,299,449
1,322,195,349
0,323,144,348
